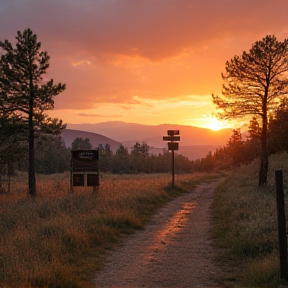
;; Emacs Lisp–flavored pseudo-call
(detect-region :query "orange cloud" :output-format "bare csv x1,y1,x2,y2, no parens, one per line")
1,0,288,127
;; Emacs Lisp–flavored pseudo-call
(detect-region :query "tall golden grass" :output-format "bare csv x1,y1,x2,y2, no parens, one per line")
0,172,214,288
212,152,288,287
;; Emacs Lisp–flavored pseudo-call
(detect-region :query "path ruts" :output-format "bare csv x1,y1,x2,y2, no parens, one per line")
92,179,226,288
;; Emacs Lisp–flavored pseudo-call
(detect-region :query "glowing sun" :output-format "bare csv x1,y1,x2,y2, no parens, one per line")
205,118,224,131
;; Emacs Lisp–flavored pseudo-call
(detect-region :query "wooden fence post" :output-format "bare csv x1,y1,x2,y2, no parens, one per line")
275,170,288,282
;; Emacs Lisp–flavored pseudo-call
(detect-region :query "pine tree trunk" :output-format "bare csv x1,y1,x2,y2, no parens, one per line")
259,112,268,187
0,161,4,194
259,148,268,187
28,92,36,196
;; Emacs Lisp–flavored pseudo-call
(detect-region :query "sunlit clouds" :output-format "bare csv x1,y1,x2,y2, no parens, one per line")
0,0,287,129
48,94,226,127
71,60,91,67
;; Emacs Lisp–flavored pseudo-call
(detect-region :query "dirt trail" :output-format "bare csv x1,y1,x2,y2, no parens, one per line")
92,179,227,288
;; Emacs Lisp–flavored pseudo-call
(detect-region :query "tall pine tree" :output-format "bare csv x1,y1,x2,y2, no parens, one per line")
0,28,66,196
213,35,288,187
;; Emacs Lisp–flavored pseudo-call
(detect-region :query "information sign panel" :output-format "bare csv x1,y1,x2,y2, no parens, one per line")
72,150,98,172
87,174,99,186
73,174,85,186
71,150,100,188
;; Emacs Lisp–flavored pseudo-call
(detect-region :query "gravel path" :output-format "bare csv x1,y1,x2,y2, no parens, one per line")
92,179,227,288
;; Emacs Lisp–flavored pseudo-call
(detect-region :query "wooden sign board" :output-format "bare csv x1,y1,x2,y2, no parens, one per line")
163,136,180,141
168,142,179,151
71,150,98,172
167,130,180,136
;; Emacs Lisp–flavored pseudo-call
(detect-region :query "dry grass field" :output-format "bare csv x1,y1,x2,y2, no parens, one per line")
212,152,288,288
3,150,286,288
0,171,216,288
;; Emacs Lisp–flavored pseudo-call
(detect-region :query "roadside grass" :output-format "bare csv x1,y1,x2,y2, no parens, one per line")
212,152,288,287
0,172,218,288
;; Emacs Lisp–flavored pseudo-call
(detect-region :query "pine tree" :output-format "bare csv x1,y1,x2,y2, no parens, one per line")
213,35,288,186
227,129,244,166
245,117,261,161
0,28,66,196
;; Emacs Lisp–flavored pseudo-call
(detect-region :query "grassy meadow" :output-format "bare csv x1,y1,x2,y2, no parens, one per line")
2,151,287,288
0,171,217,288
212,151,288,288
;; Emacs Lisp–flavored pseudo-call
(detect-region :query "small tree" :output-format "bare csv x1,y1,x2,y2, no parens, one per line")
71,137,92,150
104,143,112,155
248,116,261,141
268,99,288,153
245,117,261,162
35,135,70,174
98,144,112,173
131,142,141,157
0,28,66,196
227,129,244,166
131,142,149,157
112,144,130,173
212,35,288,187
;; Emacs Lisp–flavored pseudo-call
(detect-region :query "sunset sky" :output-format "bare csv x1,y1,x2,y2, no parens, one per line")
1,0,288,130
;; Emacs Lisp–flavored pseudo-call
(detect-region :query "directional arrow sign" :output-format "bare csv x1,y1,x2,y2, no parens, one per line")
168,142,179,151
163,136,180,141
167,130,180,136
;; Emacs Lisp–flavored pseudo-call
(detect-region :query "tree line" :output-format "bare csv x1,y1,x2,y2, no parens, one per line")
0,134,196,183
196,101,288,172
36,137,194,175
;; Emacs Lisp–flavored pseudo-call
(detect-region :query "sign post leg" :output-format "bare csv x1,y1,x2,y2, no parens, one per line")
172,150,175,188
70,163,73,193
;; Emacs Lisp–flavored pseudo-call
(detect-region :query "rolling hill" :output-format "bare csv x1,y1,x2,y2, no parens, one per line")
62,122,233,160
61,129,121,154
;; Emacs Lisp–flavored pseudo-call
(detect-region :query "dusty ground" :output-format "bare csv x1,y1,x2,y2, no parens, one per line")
92,179,232,288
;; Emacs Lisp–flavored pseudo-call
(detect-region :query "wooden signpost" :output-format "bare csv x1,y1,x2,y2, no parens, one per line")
163,130,180,188
70,150,99,193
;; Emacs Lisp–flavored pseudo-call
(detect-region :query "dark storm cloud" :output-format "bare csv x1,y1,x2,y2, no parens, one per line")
1,0,287,61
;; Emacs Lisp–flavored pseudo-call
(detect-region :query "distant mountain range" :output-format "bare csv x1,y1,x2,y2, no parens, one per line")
67,121,232,147
61,121,233,160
